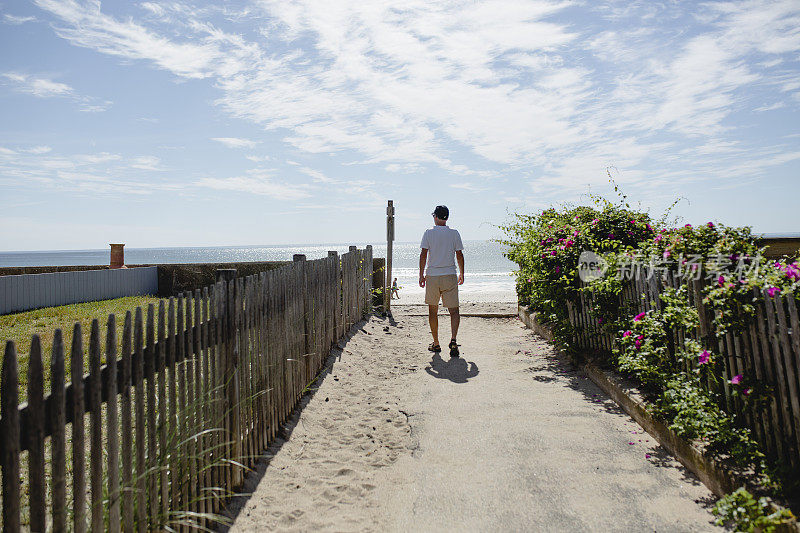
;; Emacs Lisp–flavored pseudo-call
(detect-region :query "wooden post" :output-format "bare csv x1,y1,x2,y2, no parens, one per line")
71,324,87,533
89,320,103,532
51,330,67,533
216,269,236,284
1,341,21,532
328,251,339,347
385,201,394,313
28,335,46,533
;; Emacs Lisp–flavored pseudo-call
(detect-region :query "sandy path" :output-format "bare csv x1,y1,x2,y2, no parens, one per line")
226,305,721,532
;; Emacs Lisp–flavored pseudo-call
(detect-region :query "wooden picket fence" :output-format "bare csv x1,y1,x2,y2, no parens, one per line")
567,269,800,475
0,246,374,532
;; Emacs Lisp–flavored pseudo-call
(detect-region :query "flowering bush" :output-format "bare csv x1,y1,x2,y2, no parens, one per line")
615,311,672,391
504,190,799,504
502,203,655,349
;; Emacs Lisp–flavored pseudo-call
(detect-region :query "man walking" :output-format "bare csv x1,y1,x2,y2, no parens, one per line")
419,205,464,357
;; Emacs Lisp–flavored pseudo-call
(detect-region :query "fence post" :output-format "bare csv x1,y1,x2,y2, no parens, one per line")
328,252,339,348
28,335,46,533
293,255,311,391
229,277,242,488
216,269,236,284
1,341,21,532
365,245,373,316
385,200,394,314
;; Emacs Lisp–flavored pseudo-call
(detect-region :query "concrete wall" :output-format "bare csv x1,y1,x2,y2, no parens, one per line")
0,267,158,315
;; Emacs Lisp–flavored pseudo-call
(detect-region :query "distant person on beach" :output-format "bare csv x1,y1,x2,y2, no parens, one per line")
391,278,400,299
419,205,464,357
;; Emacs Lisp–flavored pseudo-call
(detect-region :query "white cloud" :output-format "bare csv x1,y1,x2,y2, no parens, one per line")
22,146,52,154
297,166,335,183
130,156,164,171
0,147,181,196
79,100,113,112
1,71,112,111
450,183,488,192
34,0,261,79
3,14,37,25
753,102,786,112
212,137,258,149
196,169,310,200
30,0,800,194
2,72,73,97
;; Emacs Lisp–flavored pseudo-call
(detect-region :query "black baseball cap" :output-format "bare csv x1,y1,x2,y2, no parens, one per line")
432,205,449,220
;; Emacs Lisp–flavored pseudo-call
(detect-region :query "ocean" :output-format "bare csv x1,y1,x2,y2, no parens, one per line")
0,240,517,295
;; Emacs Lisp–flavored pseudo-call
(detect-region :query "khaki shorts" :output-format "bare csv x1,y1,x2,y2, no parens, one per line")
425,274,459,308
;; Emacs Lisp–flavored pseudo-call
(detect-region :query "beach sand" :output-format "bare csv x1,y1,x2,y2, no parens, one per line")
224,303,719,532
388,289,517,305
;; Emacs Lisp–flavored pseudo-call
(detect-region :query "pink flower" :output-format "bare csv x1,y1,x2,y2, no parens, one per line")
698,350,710,365
743,388,752,396
555,266,561,274
573,230,579,236
717,275,725,287
597,318,603,324
730,374,743,385
633,311,646,322
707,222,714,228
551,250,557,256
663,250,671,259
645,453,651,459
767,286,780,298
592,218,599,225
623,330,632,338
608,233,615,239
684,224,692,228
565,239,574,248
646,224,653,232
654,234,663,243
634,339,642,349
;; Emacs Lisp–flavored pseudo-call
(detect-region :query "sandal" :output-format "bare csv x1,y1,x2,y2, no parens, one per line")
449,339,460,357
428,342,441,353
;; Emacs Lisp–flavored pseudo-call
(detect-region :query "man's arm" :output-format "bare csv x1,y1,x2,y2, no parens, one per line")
419,248,428,287
456,250,465,285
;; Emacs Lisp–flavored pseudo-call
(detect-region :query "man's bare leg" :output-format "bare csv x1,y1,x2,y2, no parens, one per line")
428,304,440,346
449,307,460,341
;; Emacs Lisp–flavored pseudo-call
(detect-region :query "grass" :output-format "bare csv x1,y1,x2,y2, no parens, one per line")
1,295,163,401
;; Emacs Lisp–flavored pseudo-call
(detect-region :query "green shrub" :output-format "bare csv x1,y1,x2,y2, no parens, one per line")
713,487,795,532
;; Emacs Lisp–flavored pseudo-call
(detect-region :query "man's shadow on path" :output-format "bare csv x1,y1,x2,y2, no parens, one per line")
425,353,479,383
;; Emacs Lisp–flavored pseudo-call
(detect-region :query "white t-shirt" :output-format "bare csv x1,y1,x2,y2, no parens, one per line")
420,225,464,276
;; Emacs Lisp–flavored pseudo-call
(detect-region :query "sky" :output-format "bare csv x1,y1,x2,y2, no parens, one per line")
0,0,798,251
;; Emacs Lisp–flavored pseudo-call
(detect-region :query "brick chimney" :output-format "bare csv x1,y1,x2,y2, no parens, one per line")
110,243,125,269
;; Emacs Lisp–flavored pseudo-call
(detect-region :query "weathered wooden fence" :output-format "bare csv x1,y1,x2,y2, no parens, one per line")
0,246,374,531
567,270,800,475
